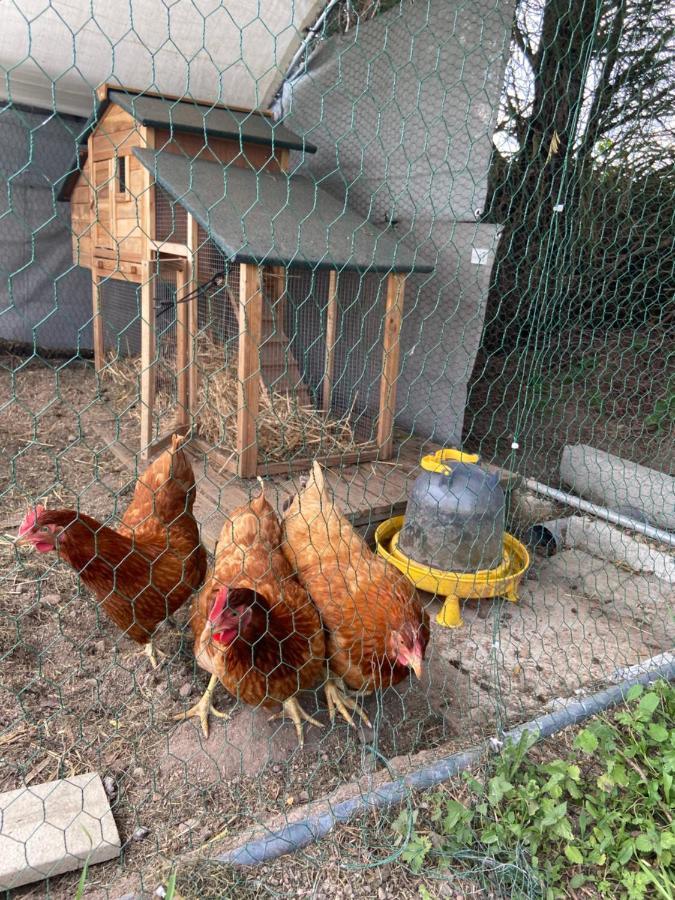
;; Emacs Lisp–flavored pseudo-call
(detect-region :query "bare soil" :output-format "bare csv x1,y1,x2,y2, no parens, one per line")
0,352,672,899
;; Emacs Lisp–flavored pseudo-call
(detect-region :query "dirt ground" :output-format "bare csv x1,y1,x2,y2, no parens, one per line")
0,353,673,899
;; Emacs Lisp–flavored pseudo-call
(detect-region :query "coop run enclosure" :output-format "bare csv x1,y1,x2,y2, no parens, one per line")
1,0,674,896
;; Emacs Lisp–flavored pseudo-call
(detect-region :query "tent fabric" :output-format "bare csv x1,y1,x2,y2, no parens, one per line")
133,148,433,273
0,0,324,118
278,0,513,445
0,106,92,352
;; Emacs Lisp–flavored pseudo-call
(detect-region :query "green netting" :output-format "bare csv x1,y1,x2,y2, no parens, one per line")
0,0,673,896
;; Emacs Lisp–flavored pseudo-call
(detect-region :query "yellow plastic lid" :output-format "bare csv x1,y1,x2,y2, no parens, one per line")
420,448,480,475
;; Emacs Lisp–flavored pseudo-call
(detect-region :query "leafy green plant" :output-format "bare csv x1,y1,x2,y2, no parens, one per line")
645,376,675,433
390,681,675,899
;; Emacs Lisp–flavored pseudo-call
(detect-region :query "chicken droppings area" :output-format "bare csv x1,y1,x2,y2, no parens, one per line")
1,357,673,898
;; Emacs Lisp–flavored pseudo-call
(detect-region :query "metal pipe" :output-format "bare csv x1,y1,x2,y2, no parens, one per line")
523,477,675,548
284,0,342,87
216,652,675,867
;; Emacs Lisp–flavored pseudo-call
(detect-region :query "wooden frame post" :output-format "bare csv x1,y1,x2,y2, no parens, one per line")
322,269,338,413
237,263,263,478
174,261,190,431
376,272,406,459
92,274,104,372
186,213,199,418
140,260,155,462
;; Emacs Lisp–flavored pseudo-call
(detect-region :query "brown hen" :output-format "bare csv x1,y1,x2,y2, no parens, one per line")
176,481,325,743
281,462,430,726
16,434,207,667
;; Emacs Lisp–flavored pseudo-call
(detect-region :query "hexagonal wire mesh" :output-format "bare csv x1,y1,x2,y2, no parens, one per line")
0,0,673,896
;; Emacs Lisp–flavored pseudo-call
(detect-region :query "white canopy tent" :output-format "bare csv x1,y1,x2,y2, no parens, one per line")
0,0,323,116
0,0,322,351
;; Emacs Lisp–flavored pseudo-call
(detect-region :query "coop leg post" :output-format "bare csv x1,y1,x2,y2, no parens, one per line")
377,273,406,459
92,275,104,372
140,260,155,462
237,263,263,478
322,269,338,413
175,262,189,431
186,214,199,419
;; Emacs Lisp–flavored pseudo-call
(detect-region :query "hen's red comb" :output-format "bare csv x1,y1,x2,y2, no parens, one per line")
18,504,45,537
208,586,228,624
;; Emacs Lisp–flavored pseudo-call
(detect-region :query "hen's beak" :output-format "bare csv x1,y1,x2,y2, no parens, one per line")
409,655,424,680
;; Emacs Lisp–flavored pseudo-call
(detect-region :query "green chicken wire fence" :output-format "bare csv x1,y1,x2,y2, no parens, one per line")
0,0,673,896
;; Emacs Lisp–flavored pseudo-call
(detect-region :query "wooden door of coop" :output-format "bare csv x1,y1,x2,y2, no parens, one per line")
140,234,406,476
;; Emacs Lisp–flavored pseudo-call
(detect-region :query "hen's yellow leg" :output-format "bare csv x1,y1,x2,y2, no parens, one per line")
141,640,165,669
269,697,323,747
173,674,230,738
324,679,371,729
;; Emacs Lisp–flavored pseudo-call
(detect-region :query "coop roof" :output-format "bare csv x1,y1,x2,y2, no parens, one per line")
133,148,433,274
109,91,315,153
57,87,314,201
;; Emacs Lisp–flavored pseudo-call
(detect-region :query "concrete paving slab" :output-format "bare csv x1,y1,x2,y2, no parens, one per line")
0,772,121,890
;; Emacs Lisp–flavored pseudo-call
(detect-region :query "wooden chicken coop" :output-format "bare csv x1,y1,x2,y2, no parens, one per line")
60,85,432,476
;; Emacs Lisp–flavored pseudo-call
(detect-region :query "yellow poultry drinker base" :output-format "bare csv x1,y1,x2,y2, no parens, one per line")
374,516,530,628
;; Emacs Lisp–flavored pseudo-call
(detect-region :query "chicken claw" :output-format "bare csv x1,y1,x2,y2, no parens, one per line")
269,697,323,747
140,640,165,669
173,674,230,738
324,679,371,729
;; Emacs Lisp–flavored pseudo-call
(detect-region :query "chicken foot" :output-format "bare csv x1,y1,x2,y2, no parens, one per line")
324,678,372,729
138,640,165,669
173,673,230,738
268,697,323,748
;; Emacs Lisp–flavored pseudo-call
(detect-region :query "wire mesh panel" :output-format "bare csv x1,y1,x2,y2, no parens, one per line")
155,185,188,244
0,0,674,897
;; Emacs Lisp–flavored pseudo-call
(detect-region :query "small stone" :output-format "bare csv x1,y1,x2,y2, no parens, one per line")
132,826,150,842
94,640,106,655
272,765,281,774
41,593,61,605
179,682,192,698
102,775,117,801
132,767,145,781
298,790,309,802
377,889,386,900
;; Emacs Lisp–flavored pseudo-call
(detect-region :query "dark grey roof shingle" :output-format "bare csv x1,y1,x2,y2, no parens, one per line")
111,91,315,154
133,148,432,273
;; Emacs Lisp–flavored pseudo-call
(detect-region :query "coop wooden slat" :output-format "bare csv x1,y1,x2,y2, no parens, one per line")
322,269,338,412
175,262,189,429
92,275,104,371
186,214,200,416
236,264,263,478
140,259,155,461
376,273,406,458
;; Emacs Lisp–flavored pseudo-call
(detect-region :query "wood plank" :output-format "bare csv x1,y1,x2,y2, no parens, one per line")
236,263,263,478
140,125,155,246
155,130,282,172
150,240,189,256
140,260,155,462
186,214,199,416
92,275,104,371
258,447,379,476
376,273,406,458
175,262,189,429
322,269,338,412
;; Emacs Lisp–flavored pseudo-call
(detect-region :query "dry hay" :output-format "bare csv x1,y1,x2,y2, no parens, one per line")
100,333,371,461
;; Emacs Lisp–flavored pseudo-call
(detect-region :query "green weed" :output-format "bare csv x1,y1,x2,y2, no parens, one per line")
391,680,675,899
